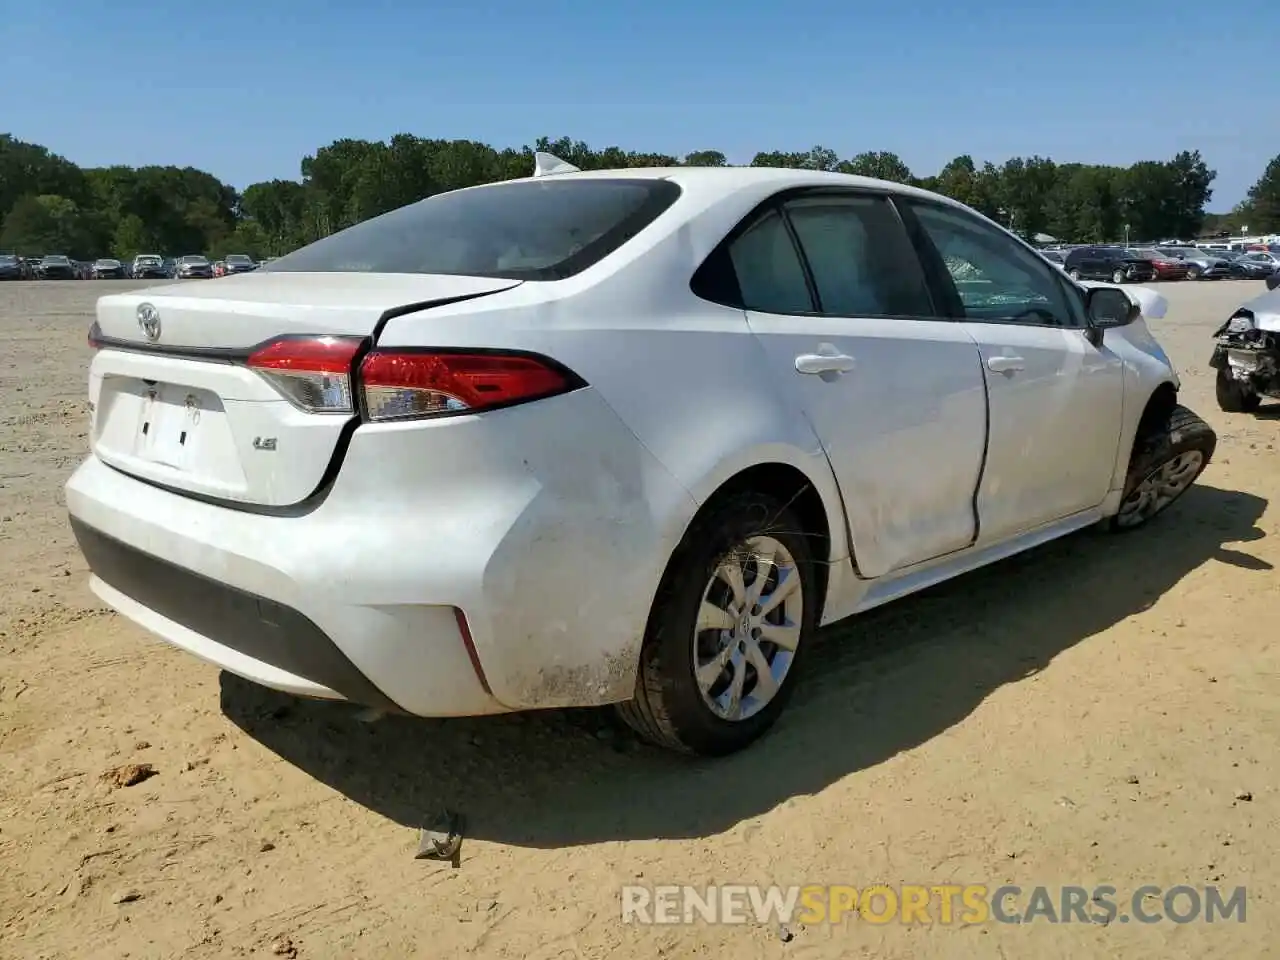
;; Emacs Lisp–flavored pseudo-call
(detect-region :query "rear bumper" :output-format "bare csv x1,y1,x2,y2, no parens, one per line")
71,516,401,710
65,388,697,715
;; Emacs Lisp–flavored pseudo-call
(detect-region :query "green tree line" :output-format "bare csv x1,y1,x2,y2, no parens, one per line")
3,131,1279,262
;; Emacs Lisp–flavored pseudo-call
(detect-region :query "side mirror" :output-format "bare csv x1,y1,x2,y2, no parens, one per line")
1085,286,1140,330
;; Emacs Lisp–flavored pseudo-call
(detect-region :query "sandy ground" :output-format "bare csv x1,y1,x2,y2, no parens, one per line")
1,278,1278,959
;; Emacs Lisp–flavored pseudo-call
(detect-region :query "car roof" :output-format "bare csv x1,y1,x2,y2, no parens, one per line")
487,164,979,211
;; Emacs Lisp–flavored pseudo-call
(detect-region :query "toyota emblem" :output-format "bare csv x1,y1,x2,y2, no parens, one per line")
137,303,161,341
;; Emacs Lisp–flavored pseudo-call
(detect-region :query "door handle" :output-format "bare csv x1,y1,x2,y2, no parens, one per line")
795,352,856,375
986,355,1025,374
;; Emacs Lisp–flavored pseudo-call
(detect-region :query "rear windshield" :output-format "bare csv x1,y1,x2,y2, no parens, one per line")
263,178,682,281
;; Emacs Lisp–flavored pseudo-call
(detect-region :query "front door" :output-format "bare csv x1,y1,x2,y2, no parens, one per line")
728,191,989,578
900,199,1125,544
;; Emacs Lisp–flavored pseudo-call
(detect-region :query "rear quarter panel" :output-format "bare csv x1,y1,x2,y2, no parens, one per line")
374,187,857,634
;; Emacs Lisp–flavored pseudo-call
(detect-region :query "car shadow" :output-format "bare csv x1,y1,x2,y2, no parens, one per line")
1248,401,1280,419
220,483,1268,848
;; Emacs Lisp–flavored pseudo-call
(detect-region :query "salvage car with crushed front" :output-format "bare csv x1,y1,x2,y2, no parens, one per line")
1211,286,1280,413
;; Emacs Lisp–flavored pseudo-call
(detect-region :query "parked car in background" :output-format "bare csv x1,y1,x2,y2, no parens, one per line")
174,254,213,279
0,254,24,280
1039,249,1066,267
1217,251,1274,280
1156,247,1232,280
1063,245,1157,283
223,253,256,275
37,255,77,279
66,159,1216,756
1124,248,1190,281
91,258,126,279
1241,251,1280,272
131,254,168,279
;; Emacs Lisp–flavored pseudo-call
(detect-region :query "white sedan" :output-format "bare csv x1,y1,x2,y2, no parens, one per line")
67,157,1217,756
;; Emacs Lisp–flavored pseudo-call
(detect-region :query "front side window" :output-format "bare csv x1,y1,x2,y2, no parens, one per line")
783,195,933,317
265,178,681,281
906,201,1081,327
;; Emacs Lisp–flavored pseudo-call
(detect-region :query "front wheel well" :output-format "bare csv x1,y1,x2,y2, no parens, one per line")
1137,381,1179,440
691,463,832,615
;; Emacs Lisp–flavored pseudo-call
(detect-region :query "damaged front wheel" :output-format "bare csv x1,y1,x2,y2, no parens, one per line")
1111,405,1217,531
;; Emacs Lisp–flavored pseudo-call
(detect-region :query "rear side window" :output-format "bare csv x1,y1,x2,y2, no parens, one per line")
784,195,933,317
264,178,681,281
723,210,814,314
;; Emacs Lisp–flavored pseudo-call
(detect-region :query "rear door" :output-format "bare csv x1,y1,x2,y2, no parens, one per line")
734,190,988,578
898,198,1125,545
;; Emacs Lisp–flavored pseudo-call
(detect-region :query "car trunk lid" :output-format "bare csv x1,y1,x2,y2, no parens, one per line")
88,272,522,507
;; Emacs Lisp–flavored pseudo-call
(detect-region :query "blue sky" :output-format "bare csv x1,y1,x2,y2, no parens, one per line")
6,0,1275,211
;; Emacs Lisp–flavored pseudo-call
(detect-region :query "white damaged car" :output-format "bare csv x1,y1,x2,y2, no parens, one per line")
66,157,1217,756
1211,287,1280,413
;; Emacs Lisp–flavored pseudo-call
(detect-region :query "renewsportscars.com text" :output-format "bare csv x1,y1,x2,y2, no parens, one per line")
621,883,1247,926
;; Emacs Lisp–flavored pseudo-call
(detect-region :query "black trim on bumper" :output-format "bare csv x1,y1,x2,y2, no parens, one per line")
69,516,402,713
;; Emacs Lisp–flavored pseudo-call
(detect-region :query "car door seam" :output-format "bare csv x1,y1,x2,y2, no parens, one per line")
969,345,992,549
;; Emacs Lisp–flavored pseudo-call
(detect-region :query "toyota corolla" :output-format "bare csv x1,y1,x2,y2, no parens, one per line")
67,156,1216,755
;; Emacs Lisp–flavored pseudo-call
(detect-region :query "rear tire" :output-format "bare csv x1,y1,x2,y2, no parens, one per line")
1110,405,1216,531
616,492,817,756
1112,268,1127,284
1215,369,1262,413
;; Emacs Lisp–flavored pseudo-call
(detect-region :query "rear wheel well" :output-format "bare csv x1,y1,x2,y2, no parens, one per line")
693,463,832,615
1137,381,1178,440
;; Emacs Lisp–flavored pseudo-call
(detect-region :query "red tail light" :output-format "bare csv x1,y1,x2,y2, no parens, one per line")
246,336,364,413
359,350,582,422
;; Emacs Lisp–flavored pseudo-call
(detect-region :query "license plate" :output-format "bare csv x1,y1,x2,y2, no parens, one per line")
135,384,206,469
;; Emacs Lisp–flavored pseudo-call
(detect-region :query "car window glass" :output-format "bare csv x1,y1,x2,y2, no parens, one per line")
266,178,680,281
908,201,1079,327
726,209,814,314
784,196,933,317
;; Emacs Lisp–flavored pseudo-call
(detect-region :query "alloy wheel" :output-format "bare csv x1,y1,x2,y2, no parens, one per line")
1114,451,1205,528
692,534,803,722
